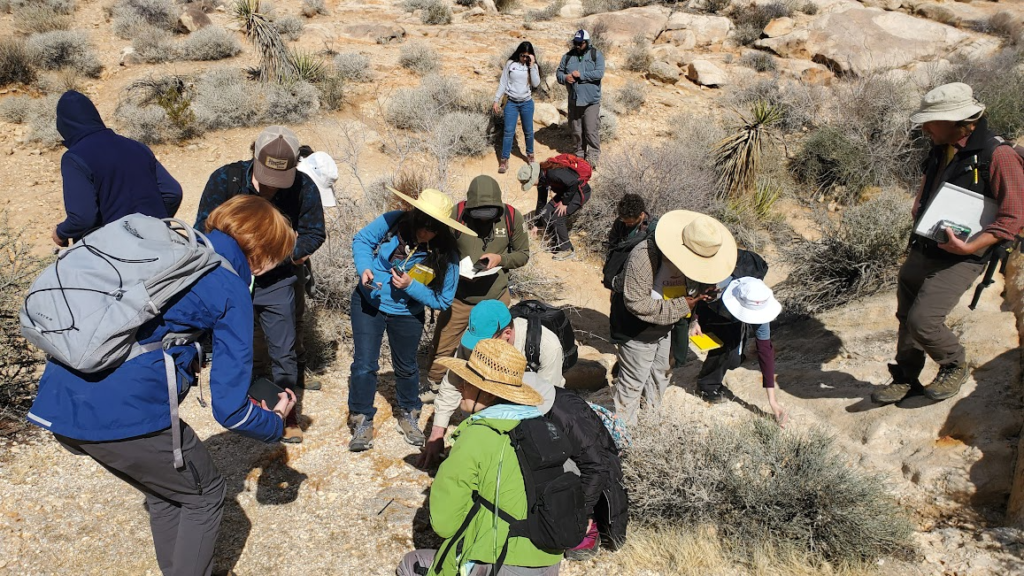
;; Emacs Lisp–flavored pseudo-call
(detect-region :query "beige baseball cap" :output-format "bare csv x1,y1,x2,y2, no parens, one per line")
253,126,300,189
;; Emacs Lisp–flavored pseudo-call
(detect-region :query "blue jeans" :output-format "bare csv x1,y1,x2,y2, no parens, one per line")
501,98,535,160
348,290,425,419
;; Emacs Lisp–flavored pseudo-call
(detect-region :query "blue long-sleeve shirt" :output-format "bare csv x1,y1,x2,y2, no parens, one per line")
28,230,283,443
54,91,182,241
556,47,605,106
352,211,459,315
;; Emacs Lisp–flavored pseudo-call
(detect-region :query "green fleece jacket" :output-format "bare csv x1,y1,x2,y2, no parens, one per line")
454,175,530,304
428,415,562,576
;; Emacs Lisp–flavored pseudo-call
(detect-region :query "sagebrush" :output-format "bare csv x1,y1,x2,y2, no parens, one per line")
399,42,439,75
623,413,914,564
0,94,61,145
942,47,1024,140
26,30,102,78
0,40,37,87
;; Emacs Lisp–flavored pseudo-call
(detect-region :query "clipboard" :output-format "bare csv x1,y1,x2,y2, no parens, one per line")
689,333,723,351
914,182,998,255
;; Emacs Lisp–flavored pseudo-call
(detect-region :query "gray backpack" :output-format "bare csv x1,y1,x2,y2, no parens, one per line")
21,214,235,468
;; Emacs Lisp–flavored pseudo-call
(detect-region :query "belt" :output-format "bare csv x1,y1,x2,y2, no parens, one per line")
507,96,531,104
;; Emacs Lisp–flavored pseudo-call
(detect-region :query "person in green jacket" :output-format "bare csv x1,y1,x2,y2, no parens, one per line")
397,339,562,576
424,174,531,400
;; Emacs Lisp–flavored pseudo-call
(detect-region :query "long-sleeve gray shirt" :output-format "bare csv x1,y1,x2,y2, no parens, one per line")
494,61,540,103
556,47,605,106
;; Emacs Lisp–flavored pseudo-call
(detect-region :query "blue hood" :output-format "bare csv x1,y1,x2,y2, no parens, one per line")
56,91,107,147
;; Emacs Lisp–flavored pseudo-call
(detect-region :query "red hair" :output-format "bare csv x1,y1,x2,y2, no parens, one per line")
205,195,296,272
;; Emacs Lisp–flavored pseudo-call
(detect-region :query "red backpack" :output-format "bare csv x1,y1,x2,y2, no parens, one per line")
546,154,593,187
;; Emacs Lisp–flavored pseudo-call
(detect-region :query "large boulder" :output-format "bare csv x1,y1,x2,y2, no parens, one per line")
559,0,584,19
580,6,672,46
178,6,211,33
533,103,561,128
341,23,406,44
687,59,728,87
861,0,903,10
755,8,971,76
648,60,680,84
763,16,795,38
662,12,732,47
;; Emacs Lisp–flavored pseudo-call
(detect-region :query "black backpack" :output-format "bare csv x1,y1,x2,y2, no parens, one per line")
431,417,586,575
602,220,657,291
510,300,578,372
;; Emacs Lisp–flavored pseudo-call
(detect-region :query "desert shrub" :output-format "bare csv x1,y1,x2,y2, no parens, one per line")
581,0,653,16
695,0,731,14
586,19,611,55
508,257,564,300
0,40,37,87
131,29,177,63
981,11,1023,44
179,27,243,61
301,0,326,17
431,111,489,157
316,72,345,110
274,15,304,41
400,0,431,10
264,80,319,123
715,101,783,196
290,49,326,82
729,76,817,133
111,0,177,38
116,76,202,143
525,0,562,23
599,108,617,141
420,0,451,25
739,51,775,73
791,127,867,198
0,215,46,437
613,83,646,113
191,68,262,129
116,102,172,143
623,412,914,564
385,74,462,131
14,3,73,33
234,0,293,82
942,48,1024,140
732,2,790,46
798,0,817,15
623,33,652,73
494,0,517,12
399,42,439,75
778,189,913,314
0,93,60,144
26,30,102,77
333,52,372,82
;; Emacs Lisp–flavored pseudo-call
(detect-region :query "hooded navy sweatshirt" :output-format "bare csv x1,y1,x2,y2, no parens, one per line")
55,91,182,242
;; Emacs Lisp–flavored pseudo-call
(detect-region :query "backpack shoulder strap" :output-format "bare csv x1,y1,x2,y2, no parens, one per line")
226,162,246,198
589,46,597,62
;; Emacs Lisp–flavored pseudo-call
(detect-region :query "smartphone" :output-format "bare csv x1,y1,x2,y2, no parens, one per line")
936,220,971,242
248,377,285,409
473,258,489,272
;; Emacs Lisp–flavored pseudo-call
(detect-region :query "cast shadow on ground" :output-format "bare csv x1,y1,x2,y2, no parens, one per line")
533,124,575,154
940,348,1023,516
565,306,617,356
204,431,307,576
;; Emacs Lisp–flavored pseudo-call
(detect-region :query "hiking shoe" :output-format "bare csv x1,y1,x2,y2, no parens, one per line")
552,249,575,262
348,415,374,452
565,524,601,561
419,380,441,404
699,388,728,404
925,360,969,401
870,363,924,405
282,425,303,444
298,370,322,391
498,159,509,174
395,408,426,447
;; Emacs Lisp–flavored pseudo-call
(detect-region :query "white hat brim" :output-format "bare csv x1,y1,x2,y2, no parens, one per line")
654,210,737,285
388,187,478,237
721,279,782,325
909,103,985,125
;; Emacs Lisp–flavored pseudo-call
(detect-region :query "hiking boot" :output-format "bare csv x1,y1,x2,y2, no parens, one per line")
925,360,969,401
498,159,509,174
282,425,303,444
565,523,601,561
527,153,535,163
870,363,924,405
552,249,575,262
419,380,441,404
699,388,728,405
349,414,374,452
298,367,322,391
395,408,426,447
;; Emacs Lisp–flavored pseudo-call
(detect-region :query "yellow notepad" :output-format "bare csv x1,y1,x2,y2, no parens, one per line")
662,284,688,300
689,333,723,351
407,263,435,285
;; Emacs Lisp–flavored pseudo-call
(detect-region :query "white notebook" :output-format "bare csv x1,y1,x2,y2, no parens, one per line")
913,182,998,254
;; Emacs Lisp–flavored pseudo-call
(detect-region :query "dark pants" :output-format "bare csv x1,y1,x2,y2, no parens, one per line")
895,246,985,378
55,423,226,576
697,321,744,394
253,275,299,392
348,289,425,419
535,198,581,252
568,101,600,166
397,549,560,576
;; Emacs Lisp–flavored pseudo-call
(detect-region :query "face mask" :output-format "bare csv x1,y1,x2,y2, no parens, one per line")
468,207,500,221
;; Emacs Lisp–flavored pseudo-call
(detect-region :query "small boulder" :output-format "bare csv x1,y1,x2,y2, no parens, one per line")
120,46,142,66
480,0,498,13
663,12,732,46
650,44,689,67
763,17,794,38
686,60,728,87
648,60,680,84
533,103,561,128
178,6,211,33
559,0,584,19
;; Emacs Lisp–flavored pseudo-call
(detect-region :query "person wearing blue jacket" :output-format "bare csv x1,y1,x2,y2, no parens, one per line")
348,187,474,452
556,29,605,168
52,90,182,246
28,196,297,576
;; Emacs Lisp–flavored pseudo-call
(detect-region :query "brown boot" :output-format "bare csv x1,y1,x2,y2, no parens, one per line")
498,159,509,174
924,359,969,401
870,363,924,405
282,425,303,443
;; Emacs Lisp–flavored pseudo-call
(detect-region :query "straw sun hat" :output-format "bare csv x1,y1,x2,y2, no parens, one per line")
436,339,543,407
654,211,738,285
386,187,478,237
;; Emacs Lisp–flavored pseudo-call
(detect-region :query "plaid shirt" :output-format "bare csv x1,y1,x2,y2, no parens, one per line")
622,240,690,327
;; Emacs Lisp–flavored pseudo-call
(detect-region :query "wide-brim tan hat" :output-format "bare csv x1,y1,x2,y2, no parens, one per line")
909,82,985,125
387,186,477,237
655,210,737,285
436,339,543,406
517,162,541,192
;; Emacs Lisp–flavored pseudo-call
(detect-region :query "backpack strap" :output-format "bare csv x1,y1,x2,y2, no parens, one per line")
432,493,484,572
524,314,542,372
226,162,246,198
371,216,402,258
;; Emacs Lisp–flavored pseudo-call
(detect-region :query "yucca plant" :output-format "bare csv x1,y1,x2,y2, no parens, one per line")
713,100,783,197
751,177,782,221
289,49,326,82
233,0,293,82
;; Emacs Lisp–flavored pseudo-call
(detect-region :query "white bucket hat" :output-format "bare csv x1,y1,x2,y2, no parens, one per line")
909,82,985,125
722,277,782,325
654,210,738,285
297,151,338,207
